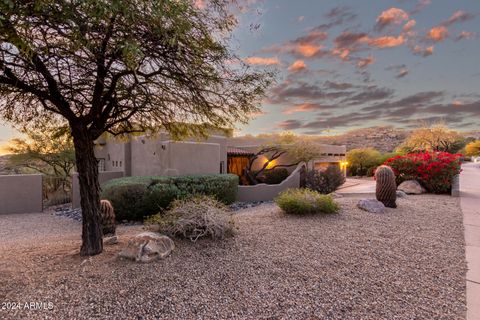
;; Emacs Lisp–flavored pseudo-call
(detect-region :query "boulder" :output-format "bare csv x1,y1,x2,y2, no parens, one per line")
397,180,426,195
119,232,174,263
396,190,408,198
357,199,386,214
104,235,118,245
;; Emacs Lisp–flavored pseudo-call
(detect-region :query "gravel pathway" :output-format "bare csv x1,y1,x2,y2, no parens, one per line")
0,195,466,320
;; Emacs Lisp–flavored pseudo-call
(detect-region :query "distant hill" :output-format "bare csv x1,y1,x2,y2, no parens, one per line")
230,126,409,152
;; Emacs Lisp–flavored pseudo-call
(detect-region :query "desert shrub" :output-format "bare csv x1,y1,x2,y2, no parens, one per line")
263,168,289,184
275,188,340,215
145,196,235,242
384,152,461,193
305,165,346,194
465,140,480,157
101,174,238,220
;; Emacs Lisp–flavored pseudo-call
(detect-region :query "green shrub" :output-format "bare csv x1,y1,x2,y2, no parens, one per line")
275,188,340,215
145,196,235,241
263,168,289,184
305,165,345,194
101,174,238,221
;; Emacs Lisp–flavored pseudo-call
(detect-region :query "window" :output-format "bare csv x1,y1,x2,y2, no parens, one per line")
220,161,224,174
120,161,122,168
97,159,105,172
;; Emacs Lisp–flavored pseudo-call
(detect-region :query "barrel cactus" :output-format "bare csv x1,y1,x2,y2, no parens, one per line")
100,199,116,236
375,165,397,208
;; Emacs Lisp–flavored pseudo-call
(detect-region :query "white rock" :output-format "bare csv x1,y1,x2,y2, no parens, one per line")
104,235,118,245
398,180,426,195
396,190,408,198
119,232,174,263
357,199,386,214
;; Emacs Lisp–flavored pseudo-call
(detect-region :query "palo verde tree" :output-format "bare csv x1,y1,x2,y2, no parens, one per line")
0,0,270,255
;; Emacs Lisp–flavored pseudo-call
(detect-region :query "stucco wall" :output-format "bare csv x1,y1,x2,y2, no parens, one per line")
72,171,124,208
94,138,126,172
236,164,302,202
0,174,43,214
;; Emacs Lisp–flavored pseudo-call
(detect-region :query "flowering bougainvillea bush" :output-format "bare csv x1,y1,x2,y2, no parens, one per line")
383,152,462,194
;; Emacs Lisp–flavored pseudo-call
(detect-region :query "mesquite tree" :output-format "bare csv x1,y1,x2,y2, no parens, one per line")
0,0,269,255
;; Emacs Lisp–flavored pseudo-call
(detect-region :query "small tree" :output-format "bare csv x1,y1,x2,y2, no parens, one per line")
397,122,465,153
7,126,75,179
0,1,270,255
245,134,322,184
346,148,381,176
465,140,480,157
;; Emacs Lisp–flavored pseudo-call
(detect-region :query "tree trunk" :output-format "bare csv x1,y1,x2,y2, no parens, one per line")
71,124,103,256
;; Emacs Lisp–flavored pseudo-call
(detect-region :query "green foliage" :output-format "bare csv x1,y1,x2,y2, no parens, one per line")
275,188,340,215
101,174,239,221
7,126,75,178
263,168,289,184
305,165,346,194
145,196,235,242
346,148,382,176
397,122,465,154
465,140,480,157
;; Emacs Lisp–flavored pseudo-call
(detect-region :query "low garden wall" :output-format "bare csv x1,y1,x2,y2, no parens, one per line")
236,164,302,202
0,174,43,214
72,171,124,208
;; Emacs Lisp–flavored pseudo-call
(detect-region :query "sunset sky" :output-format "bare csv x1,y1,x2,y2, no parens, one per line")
232,0,480,135
0,0,479,152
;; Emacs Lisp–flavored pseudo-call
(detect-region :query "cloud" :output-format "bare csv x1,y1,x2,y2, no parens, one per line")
288,60,307,72
356,55,375,69
282,102,337,115
427,26,448,42
244,56,280,65
368,35,406,48
403,19,416,32
456,31,476,41
334,32,369,49
262,30,328,58
324,81,356,90
276,119,304,130
268,81,352,104
443,10,475,27
314,6,358,31
343,86,394,105
386,64,409,78
411,45,434,57
410,0,431,15
396,67,409,78
375,8,410,31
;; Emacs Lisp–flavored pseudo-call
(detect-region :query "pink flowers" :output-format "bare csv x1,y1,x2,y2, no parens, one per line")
384,152,462,193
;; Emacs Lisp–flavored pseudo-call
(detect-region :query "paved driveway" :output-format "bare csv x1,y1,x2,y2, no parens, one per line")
460,162,480,320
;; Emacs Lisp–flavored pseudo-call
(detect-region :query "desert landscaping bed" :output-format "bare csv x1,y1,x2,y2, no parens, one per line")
0,194,466,320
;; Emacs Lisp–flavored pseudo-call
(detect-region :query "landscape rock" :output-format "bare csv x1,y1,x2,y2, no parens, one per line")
104,235,118,245
119,232,174,263
398,180,426,195
357,199,386,213
396,190,408,198
329,192,344,199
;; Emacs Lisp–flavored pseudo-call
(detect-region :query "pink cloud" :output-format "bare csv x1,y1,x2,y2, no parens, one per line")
376,8,409,30
403,19,416,32
368,35,405,48
288,60,307,72
244,56,280,66
444,10,475,26
331,48,351,61
295,44,322,58
456,31,476,41
428,26,448,42
356,55,375,69
411,45,434,57
410,0,431,14
282,103,318,115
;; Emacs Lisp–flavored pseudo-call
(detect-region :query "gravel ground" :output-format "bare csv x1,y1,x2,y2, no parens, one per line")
0,195,466,320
